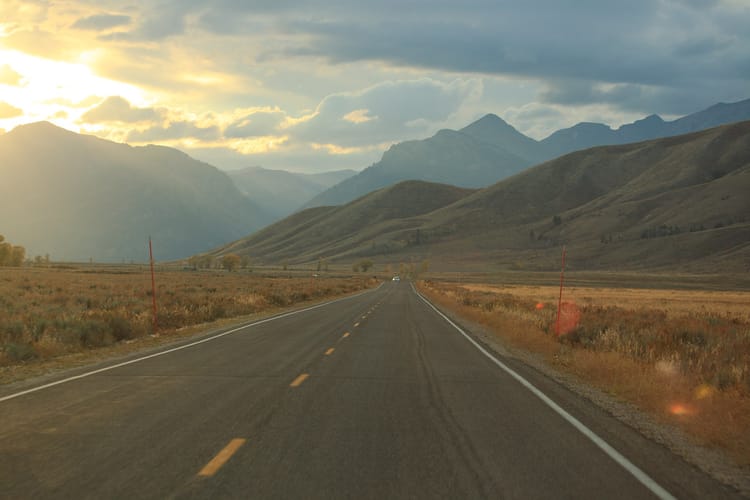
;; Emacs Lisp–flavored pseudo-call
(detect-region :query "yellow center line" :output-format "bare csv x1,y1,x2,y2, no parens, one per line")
325,347,335,356
354,322,360,327
290,373,309,387
341,332,350,340
198,438,246,477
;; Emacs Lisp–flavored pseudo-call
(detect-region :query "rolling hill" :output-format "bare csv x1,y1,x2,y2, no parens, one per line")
212,121,750,273
212,181,475,263
306,98,750,209
0,122,273,262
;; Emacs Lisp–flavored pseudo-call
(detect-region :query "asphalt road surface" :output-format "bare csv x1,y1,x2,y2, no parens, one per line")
0,281,742,499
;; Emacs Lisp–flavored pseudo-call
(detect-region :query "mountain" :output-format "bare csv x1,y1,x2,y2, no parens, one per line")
540,97,750,158
213,121,750,273
212,180,475,263
305,98,750,209
305,118,532,208
227,166,355,219
0,122,273,262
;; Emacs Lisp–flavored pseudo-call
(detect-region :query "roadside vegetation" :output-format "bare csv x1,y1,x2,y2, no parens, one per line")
0,266,376,374
0,235,26,267
418,280,750,465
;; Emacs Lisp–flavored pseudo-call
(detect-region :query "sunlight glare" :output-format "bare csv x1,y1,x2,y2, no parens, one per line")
0,49,149,131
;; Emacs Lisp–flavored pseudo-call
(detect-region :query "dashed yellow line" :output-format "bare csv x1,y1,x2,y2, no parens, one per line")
354,322,360,327
290,373,309,387
198,438,246,477
341,332,350,339
325,347,335,356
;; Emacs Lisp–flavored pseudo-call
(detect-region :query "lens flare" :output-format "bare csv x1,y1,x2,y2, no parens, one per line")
669,403,695,416
694,384,715,400
557,301,581,335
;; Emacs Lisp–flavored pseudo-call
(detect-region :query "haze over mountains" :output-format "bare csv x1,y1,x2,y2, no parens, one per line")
0,122,272,262
213,120,750,273
228,166,355,219
2,98,748,265
308,98,750,208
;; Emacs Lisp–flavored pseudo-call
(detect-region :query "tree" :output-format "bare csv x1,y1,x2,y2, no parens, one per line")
358,259,373,272
0,237,9,266
10,246,25,267
221,254,241,272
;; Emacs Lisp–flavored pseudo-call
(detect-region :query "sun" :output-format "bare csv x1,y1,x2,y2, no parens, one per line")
0,49,148,133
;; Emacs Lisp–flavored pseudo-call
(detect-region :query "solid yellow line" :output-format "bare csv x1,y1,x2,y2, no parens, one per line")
198,438,246,477
290,373,309,387
325,347,335,356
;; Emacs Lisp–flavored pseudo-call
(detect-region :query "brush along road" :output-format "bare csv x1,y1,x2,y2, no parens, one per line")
0,281,739,499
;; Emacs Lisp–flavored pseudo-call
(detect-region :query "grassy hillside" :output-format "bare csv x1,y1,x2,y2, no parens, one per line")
209,121,750,273
212,180,475,263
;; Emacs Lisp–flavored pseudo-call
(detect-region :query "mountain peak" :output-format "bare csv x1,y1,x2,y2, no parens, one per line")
10,121,75,137
460,113,514,134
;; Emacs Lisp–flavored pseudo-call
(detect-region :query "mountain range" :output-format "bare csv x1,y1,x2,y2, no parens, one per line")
3,98,748,265
308,98,750,208
211,120,750,273
0,122,272,261
227,166,355,219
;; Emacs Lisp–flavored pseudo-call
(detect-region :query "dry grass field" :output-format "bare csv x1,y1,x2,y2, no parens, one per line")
418,279,750,466
0,266,376,376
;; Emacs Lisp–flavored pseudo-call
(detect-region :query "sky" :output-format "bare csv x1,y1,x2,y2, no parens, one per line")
0,0,748,173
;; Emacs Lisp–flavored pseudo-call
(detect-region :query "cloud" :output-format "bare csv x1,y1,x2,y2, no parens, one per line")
98,4,189,41
81,96,162,123
72,14,131,31
0,101,23,119
225,110,286,138
127,121,221,142
0,65,23,86
287,78,483,147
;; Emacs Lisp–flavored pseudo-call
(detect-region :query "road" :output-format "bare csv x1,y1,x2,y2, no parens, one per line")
0,280,741,499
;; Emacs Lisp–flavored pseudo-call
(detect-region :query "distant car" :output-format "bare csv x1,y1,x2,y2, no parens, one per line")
392,276,400,281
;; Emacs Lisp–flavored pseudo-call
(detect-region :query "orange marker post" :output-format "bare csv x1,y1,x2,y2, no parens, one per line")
149,236,158,333
555,245,567,337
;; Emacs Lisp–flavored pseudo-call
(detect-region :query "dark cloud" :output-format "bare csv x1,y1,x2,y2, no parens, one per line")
539,78,749,116
176,0,748,115
81,96,162,123
72,14,131,31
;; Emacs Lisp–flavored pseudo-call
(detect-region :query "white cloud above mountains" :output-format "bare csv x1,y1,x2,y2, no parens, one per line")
1,0,748,171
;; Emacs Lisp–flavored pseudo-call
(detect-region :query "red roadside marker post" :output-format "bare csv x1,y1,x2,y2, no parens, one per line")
149,236,158,333
555,245,567,337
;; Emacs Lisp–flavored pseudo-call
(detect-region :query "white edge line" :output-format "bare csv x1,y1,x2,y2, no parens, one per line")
412,284,675,500
0,282,384,404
